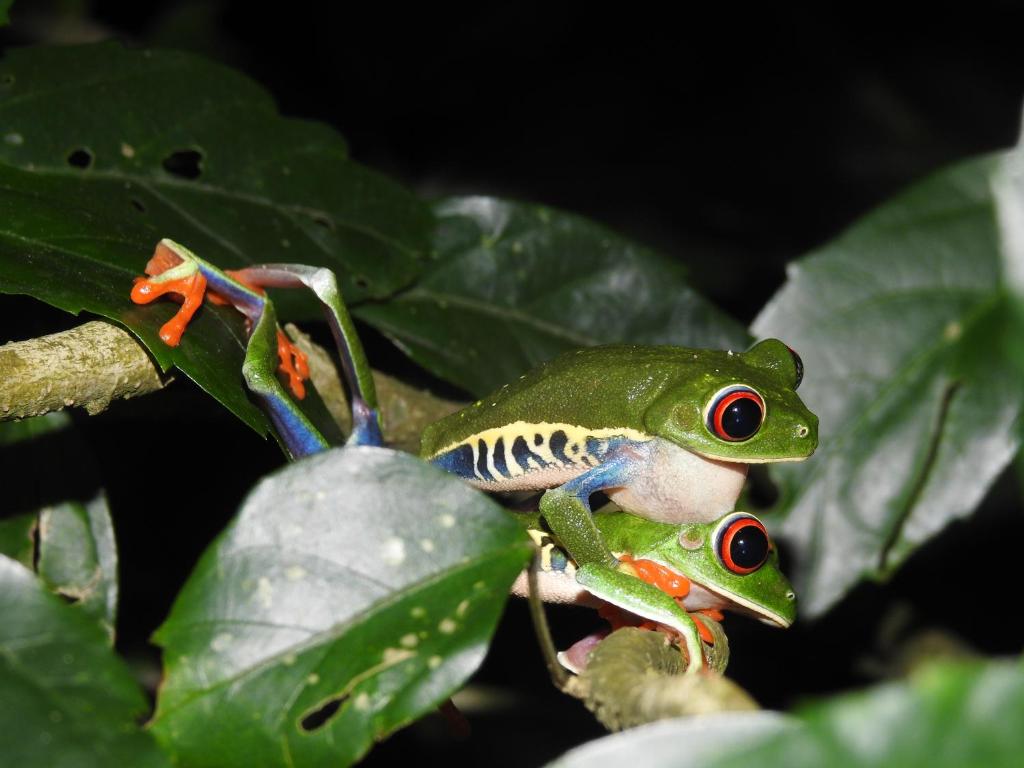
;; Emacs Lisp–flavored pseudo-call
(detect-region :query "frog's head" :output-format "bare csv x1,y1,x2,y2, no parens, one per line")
662,512,796,628
645,338,818,463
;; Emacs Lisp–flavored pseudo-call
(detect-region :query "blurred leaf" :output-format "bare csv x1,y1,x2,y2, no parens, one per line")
0,414,72,566
151,447,531,768
36,497,118,639
0,413,118,638
357,197,750,396
0,555,171,768
0,512,34,566
548,712,794,767
0,1,10,25
0,42,432,434
754,154,1021,616
552,658,1024,768
992,115,1024,419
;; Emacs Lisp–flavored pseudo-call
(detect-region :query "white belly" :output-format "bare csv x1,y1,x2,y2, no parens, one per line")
607,437,747,523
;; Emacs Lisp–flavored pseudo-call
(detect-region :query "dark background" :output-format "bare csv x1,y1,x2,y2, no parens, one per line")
3,3,1024,765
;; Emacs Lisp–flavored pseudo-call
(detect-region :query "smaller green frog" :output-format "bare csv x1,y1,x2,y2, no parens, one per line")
513,508,796,674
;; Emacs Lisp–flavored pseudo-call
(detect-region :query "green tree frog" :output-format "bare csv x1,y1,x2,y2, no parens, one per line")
419,342,817,573
129,241,808,677
514,507,796,674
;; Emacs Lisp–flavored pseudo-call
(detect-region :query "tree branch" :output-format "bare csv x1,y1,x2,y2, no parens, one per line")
0,320,464,454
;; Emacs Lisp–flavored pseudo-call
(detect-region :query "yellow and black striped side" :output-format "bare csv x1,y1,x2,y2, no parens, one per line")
428,420,651,488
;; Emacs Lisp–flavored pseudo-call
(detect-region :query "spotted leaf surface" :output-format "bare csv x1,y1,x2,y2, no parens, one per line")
357,196,749,396
150,447,531,768
754,154,1021,616
0,43,431,434
0,555,171,768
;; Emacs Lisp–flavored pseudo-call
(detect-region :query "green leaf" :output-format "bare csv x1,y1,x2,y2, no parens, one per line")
151,447,531,768
36,497,119,640
551,659,1024,768
0,42,432,434
993,119,1024,411
753,154,1022,616
548,713,795,768
0,0,11,25
0,512,34,567
0,555,171,768
0,414,72,566
0,413,119,638
357,197,750,396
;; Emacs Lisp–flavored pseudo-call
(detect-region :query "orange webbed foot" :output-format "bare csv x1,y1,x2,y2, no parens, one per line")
276,329,309,399
131,271,208,347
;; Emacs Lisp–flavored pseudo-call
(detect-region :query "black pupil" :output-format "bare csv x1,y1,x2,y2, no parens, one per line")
730,525,769,570
721,396,762,439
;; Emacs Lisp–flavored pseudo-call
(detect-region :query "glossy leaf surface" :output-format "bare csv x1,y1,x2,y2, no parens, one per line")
551,659,1024,768
357,197,750,396
151,447,531,767
0,555,170,768
0,43,431,433
754,155,1021,616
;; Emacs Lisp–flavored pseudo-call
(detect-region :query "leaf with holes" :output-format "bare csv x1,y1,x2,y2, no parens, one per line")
356,197,749,396
150,447,531,768
0,555,171,767
753,154,1021,617
0,413,120,638
0,42,432,434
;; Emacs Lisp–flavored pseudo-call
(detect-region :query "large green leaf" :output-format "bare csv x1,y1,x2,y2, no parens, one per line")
552,658,1024,768
549,713,795,767
0,413,118,638
0,43,432,433
357,197,750,396
753,155,1021,617
0,555,171,768
993,121,1024,404
151,447,531,767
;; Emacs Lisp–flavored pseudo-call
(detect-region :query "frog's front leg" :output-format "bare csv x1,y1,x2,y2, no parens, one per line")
575,563,707,673
537,442,650,571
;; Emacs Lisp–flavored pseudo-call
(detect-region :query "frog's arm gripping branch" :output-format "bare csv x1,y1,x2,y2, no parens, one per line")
131,239,382,456
575,564,707,673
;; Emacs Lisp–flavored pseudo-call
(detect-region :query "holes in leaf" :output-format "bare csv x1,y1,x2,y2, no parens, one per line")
66,148,93,170
311,213,335,231
354,276,370,289
299,694,348,732
0,74,14,88
162,149,203,180
130,198,146,213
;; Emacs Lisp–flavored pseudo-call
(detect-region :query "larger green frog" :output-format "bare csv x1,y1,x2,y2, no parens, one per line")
419,341,817,570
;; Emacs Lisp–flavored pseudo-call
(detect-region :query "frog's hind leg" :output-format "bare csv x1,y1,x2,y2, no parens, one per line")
227,264,383,448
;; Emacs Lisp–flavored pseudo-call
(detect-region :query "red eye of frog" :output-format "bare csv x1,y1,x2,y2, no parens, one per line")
716,514,770,575
707,386,764,442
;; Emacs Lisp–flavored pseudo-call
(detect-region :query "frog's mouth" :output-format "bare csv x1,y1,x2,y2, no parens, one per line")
645,559,793,629
691,582,793,629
